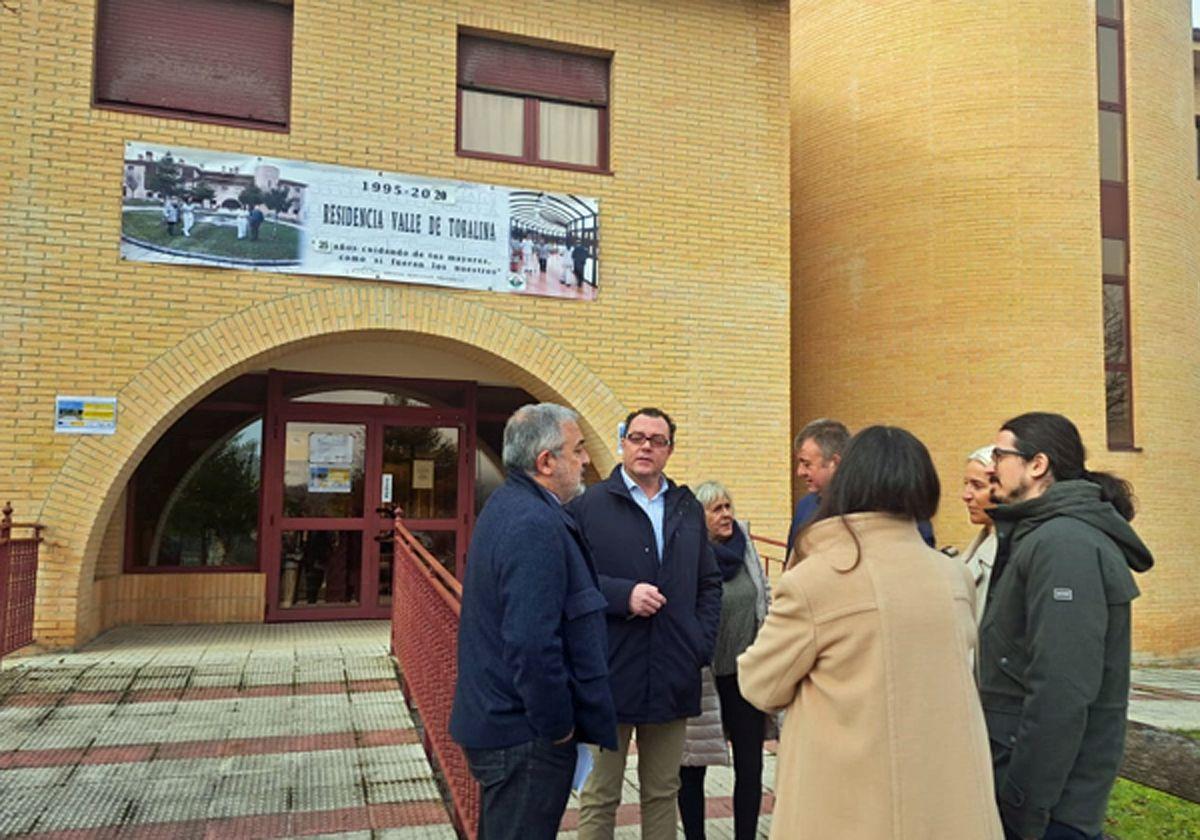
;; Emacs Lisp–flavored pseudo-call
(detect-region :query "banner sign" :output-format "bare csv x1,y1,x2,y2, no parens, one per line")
120,141,600,300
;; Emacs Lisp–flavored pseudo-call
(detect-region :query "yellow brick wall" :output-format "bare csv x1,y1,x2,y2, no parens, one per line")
1119,2,1200,661
791,0,1199,659
94,490,126,580
1,1,791,645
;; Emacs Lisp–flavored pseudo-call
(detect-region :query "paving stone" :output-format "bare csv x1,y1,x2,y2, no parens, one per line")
131,789,216,825
30,782,135,830
71,759,155,784
366,778,442,804
0,764,76,791
376,827,460,839
290,782,366,811
0,787,53,834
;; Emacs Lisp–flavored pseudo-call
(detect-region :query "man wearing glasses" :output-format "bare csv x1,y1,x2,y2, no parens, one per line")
981,412,1152,840
570,407,723,840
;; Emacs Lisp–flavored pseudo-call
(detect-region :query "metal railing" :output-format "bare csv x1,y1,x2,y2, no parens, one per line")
0,502,43,661
386,519,790,838
750,532,788,575
389,514,479,839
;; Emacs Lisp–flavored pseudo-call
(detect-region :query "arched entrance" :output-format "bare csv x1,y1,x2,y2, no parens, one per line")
39,284,626,647
125,369,554,623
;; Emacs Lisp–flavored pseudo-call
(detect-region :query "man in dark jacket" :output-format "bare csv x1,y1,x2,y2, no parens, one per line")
982,412,1153,840
449,403,617,840
570,407,722,840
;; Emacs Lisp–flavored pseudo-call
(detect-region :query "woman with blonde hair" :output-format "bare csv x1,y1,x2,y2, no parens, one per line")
738,426,1002,840
961,445,998,619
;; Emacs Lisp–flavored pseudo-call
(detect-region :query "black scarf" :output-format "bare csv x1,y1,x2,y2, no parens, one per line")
711,526,746,582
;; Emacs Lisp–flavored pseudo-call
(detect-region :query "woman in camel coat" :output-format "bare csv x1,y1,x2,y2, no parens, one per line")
738,426,1002,840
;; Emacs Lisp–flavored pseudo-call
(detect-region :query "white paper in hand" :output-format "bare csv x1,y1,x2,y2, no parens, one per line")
572,743,594,792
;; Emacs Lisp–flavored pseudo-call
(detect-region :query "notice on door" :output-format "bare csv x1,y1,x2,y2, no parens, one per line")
381,473,394,503
412,460,434,490
308,465,352,493
309,433,354,465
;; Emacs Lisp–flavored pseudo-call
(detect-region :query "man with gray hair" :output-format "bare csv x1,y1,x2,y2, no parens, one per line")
450,403,617,840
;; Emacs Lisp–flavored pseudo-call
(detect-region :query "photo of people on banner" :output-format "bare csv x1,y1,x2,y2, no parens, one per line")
120,142,600,301
507,191,598,301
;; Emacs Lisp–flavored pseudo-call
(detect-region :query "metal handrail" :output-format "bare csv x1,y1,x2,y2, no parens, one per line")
750,531,787,575
393,518,462,616
0,503,42,661
390,513,477,839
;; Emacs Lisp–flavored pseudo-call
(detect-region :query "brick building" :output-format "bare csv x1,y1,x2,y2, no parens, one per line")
1,0,791,647
789,0,1199,659
2,0,1198,661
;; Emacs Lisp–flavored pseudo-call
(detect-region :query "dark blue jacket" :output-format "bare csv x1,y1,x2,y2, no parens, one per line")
449,471,617,750
786,491,936,554
567,467,722,724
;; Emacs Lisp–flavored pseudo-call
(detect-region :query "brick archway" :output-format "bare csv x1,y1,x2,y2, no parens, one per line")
40,285,626,646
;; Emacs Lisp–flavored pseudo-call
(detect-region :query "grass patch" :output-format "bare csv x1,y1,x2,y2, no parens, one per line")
122,209,300,261
122,198,160,207
1176,729,1200,744
1106,778,1200,839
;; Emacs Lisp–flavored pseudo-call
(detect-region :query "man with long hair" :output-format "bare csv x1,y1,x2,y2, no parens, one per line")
983,412,1153,840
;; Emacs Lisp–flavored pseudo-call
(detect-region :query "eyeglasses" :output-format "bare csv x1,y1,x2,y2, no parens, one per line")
625,432,671,449
991,447,1028,465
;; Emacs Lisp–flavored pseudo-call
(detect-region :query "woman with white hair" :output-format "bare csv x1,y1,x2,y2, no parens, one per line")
677,481,770,840
961,445,997,620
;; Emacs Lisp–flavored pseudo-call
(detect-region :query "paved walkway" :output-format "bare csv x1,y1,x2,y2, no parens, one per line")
1,623,1191,839
1129,665,1200,730
0,623,453,839
0,624,778,839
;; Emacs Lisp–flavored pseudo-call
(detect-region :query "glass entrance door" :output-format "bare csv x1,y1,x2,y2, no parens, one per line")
272,420,370,618
262,401,472,621
377,425,462,606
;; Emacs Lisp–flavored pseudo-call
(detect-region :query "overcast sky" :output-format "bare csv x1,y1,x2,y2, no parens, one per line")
1194,1,1199,28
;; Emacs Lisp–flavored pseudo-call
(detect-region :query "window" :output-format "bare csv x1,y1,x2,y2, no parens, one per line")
93,0,292,131
1096,0,1133,448
457,34,610,172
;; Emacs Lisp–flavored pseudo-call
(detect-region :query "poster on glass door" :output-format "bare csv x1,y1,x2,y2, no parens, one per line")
120,141,600,300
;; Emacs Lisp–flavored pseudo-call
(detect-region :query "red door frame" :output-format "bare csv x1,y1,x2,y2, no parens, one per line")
259,369,476,621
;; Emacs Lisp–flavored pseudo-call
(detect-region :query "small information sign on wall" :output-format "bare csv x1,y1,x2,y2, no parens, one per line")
55,396,118,435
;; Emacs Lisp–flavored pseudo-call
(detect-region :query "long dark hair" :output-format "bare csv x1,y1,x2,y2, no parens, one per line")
789,426,939,568
1000,412,1135,520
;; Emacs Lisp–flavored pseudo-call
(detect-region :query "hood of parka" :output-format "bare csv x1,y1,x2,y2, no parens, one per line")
990,479,1154,573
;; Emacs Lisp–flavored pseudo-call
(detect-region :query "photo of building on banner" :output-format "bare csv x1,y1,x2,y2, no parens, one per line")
119,141,599,300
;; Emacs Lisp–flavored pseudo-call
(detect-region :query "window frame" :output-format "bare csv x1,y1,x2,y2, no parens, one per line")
1096,1,1136,450
455,35,612,175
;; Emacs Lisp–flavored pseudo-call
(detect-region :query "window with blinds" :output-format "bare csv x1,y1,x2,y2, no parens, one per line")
457,34,611,173
93,0,293,131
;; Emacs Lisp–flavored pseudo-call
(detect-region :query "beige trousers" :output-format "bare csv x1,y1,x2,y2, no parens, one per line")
577,718,688,840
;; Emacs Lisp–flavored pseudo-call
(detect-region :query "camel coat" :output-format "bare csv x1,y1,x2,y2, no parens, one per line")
737,513,1002,840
